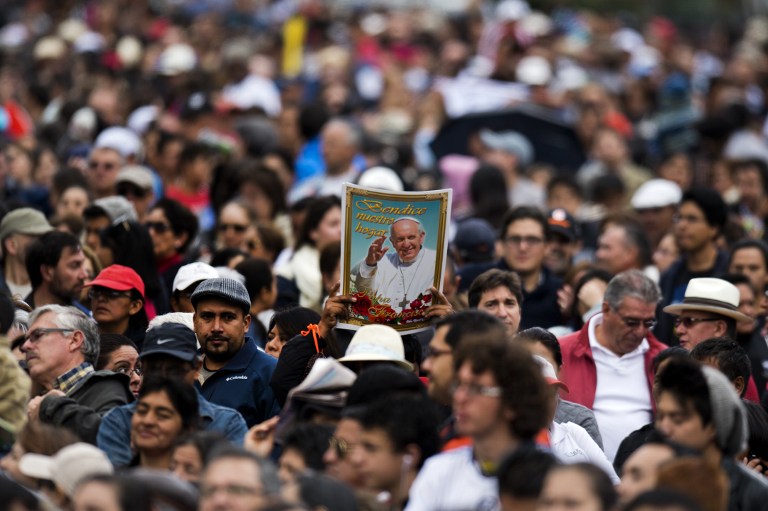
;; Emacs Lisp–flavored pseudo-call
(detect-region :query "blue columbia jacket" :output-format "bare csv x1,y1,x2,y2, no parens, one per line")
197,337,280,428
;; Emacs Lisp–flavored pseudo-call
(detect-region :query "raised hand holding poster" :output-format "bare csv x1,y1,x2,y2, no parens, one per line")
339,183,452,333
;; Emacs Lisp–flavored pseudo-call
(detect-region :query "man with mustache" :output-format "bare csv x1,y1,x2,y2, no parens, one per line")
23,305,132,443
192,277,280,427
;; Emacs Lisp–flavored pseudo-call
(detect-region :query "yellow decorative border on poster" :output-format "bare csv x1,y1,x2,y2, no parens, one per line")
338,183,452,334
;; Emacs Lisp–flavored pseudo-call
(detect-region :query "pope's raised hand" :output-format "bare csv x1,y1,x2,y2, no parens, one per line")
365,236,389,266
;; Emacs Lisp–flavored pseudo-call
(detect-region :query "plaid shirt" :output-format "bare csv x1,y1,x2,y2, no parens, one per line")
54,362,95,395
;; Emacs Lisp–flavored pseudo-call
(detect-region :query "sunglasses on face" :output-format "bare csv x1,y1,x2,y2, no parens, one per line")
117,184,148,199
89,161,117,171
145,222,171,234
674,317,721,328
218,223,248,234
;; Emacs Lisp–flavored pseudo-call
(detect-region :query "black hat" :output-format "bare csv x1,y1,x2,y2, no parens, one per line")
547,208,579,241
346,365,425,408
453,218,496,263
141,323,198,363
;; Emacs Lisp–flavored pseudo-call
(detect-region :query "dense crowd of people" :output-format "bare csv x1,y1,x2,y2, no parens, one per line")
3,0,768,510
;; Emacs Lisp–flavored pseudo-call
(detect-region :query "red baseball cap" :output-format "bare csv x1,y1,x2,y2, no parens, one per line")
86,264,145,300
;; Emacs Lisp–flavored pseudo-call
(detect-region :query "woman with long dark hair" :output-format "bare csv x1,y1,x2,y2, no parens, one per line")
275,195,341,312
144,198,199,299
98,220,169,317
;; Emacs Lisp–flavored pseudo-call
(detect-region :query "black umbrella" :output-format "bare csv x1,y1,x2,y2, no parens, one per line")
430,104,587,172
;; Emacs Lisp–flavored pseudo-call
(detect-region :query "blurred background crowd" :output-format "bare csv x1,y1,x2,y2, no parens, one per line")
2,0,768,510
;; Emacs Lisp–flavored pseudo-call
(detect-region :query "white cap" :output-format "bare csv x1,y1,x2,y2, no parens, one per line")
156,43,197,76
73,31,105,54
19,443,113,497
339,324,413,371
126,105,158,135
68,107,97,141
516,55,552,86
0,23,29,50
220,74,282,117
532,354,569,392
611,28,645,53
34,36,67,60
631,179,682,209
116,36,143,68
58,19,88,43
496,0,531,22
358,166,404,192
173,262,220,292
94,126,143,160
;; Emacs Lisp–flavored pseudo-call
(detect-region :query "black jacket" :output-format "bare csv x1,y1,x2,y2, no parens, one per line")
457,259,564,329
723,457,768,511
39,370,133,444
655,250,730,344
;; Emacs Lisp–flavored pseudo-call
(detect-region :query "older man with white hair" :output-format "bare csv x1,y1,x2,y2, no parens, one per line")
352,217,438,312
23,305,132,442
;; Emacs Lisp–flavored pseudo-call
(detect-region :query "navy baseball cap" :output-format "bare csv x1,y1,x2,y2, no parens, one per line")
140,323,198,363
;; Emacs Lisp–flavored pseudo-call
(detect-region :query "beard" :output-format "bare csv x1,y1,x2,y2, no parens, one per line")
203,336,239,363
50,276,81,303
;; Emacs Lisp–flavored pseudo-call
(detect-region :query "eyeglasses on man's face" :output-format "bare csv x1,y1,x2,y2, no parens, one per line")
24,328,74,344
451,380,502,398
610,306,657,330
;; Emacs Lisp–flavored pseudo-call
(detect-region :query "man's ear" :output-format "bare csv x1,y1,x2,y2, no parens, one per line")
41,264,55,283
601,301,610,315
243,313,252,332
2,236,15,257
69,330,85,353
734,376,746,397
714,319,728,337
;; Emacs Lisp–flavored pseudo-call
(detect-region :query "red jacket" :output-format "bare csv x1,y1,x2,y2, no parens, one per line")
558,315,668,410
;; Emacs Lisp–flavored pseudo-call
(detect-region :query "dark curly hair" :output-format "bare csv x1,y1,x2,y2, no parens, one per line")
454,334,550,440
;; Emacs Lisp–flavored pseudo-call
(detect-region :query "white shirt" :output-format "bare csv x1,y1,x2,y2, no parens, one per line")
550,421,620,484
275,244,322,311
353,248,437,312
406,446,499,511
588,313,653,462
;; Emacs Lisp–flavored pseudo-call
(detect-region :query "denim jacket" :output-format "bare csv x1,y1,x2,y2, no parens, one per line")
97,389,248,466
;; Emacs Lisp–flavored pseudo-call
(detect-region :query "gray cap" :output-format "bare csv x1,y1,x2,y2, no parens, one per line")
116,164,155,190
93,196,138,224
701,365,748,456
191,277,251,313
479,129,534,167
0,208,53,240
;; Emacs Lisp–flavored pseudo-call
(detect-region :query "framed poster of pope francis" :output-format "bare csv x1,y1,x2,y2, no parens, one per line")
338,183,452,333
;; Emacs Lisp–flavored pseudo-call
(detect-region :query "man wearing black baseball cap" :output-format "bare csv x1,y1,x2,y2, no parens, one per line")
191,277,280,427
544,208,582,278
96,322,248,466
